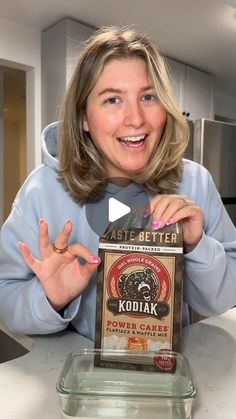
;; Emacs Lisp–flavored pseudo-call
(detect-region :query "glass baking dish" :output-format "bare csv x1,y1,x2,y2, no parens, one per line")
56,349,197,418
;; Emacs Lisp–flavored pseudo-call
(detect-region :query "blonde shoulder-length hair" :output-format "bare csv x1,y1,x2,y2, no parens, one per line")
58,26,189,204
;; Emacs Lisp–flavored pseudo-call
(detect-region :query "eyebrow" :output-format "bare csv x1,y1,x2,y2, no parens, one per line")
98,85,154,96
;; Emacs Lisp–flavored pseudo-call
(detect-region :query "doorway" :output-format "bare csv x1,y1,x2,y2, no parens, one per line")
0,66,27,224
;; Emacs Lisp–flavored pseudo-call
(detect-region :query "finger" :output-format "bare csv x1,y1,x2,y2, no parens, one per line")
152,196,173,219
148,195,189,229
68,243,101,286
146,194,174,220
79,259,100,283
152,197,191,228
38,219,51,259
168,204,203,225
144,195,162,217
53,220,73,252
68,243,100,264
18,242,40,274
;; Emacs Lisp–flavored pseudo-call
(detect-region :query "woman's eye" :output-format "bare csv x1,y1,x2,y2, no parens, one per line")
105,97,120,104
142,94,156,102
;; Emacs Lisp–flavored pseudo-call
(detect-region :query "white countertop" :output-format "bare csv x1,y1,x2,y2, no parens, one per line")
1,308,236,419
182,308,236,419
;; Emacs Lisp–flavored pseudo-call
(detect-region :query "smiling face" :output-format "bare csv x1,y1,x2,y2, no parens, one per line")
83,57,167,179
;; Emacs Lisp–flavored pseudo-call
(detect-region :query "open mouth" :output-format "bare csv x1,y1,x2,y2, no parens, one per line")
118,134,147,147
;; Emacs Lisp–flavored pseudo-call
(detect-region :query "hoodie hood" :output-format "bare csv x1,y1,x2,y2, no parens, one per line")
41,121,60,170
41,121,146,197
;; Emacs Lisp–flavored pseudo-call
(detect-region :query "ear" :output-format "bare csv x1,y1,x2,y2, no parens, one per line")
83,113,89,132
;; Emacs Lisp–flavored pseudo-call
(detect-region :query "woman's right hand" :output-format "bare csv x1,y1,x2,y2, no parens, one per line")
18,219,100,311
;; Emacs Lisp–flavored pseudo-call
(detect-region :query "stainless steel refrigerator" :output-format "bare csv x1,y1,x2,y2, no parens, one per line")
191,119,236,226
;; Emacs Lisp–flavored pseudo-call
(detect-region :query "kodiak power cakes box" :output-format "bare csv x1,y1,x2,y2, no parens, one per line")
95,211,183,370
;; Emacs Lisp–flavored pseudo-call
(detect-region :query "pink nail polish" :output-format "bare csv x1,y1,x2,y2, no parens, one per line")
91,256,100,264
143,209,150,218
166,218,174,225
151,220,163,230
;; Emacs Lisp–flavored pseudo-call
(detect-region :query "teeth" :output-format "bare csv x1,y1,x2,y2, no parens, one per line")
119,135,146,142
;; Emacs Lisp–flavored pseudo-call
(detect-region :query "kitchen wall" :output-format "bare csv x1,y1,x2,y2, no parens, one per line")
214,91,236,123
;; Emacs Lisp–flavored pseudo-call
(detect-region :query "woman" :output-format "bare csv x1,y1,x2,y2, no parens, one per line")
0,26,235,339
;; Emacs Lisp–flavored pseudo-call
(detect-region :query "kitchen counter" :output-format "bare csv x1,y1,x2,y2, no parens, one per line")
0,308,236,418
182,308,236,418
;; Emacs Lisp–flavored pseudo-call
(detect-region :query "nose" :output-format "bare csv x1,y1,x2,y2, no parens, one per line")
124,101,145,128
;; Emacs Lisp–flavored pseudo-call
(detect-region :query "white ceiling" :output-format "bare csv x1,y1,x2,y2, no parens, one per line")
1,0,236,95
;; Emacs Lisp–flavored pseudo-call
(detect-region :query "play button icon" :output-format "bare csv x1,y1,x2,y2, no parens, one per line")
108,198,131,222
85,176,151,236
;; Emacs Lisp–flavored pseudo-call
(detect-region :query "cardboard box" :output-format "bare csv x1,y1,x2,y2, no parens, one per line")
95,212,183,370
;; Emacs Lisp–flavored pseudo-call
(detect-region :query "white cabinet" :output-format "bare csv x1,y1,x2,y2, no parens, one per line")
167,58,214,121
167,59,185,111
42,19,94,126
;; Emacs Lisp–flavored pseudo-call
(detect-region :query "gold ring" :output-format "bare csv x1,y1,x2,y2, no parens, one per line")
52,243,68,254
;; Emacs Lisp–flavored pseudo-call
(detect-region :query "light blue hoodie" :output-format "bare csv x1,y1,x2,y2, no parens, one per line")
0,122,236,339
